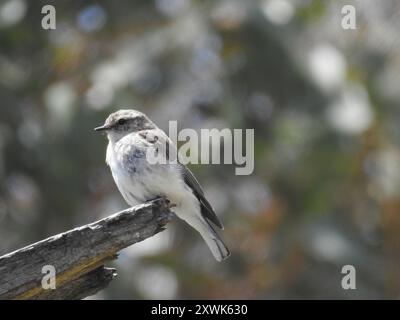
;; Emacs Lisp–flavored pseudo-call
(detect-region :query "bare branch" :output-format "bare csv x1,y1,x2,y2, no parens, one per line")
0,198,172,300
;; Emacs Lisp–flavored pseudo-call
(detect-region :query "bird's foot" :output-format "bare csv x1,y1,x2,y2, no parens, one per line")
168,201,177,209
147,196,176,209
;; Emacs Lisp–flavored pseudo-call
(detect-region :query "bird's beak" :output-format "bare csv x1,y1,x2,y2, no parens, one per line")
94,125,111,132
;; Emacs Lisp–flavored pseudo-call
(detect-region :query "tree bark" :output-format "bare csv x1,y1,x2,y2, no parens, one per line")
0,198,172,300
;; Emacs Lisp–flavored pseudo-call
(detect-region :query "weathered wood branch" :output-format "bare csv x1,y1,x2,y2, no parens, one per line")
0,198,173,300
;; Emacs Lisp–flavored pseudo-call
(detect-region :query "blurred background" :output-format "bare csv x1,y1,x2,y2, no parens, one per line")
0,0,399,299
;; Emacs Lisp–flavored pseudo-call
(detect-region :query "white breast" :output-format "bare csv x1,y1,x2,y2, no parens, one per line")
106,136,187,207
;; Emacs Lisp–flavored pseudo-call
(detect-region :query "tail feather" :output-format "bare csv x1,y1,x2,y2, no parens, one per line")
199,222,230,262
208,235,230,262
175,207,230,262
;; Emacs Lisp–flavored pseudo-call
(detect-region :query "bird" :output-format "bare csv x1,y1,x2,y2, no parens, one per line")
94,109,230,261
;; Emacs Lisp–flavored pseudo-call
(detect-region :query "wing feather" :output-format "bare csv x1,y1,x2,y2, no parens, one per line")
180,165,223,229
138,129,223,229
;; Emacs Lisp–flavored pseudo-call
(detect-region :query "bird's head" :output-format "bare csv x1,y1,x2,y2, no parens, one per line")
94,109,155,143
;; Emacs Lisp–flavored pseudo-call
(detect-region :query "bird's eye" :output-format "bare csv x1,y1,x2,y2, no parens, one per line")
118,118,127,125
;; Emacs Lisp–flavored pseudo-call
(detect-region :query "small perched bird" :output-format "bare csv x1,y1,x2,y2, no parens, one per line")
95,109,230,261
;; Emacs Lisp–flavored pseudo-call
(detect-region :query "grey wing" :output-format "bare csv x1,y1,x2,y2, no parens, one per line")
138,129,223,229
138,129,176,162
179,164,224,230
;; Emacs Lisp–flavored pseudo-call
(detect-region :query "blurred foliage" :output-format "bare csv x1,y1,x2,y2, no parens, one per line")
0,0,400,299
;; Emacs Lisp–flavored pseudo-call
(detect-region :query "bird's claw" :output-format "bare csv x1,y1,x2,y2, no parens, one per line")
162,197,177,209
168,202,177,209
148,196,176,209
